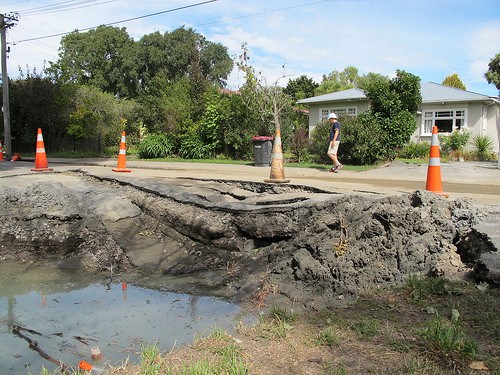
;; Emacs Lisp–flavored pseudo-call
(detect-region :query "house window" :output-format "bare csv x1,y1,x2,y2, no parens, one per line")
320,107,357,122
422,109,466,135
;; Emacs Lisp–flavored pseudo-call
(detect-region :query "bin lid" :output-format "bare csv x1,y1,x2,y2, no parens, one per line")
252,136,274,140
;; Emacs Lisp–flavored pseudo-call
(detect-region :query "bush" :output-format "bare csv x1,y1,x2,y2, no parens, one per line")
439,129,470,155
138,133,176,159
341,113,384,165
471,134,494,160
398,141,430,159
309,114,384,165
179,131,217,159
308,121,331,164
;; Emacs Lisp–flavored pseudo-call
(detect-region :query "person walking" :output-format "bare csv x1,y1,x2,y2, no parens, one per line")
327,113,342,172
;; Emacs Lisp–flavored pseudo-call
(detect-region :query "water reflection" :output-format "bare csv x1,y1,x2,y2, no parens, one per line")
0,262,244,374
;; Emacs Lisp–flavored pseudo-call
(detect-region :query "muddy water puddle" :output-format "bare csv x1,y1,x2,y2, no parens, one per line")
0,262,248,374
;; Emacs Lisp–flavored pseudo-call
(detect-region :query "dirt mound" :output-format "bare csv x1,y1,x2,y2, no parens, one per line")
258,191,490,309
0,171,498,309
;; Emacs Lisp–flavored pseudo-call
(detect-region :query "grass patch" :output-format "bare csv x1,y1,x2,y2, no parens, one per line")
418,316,478,365
317,326,342,347
405,274,462,301
349,318,379,338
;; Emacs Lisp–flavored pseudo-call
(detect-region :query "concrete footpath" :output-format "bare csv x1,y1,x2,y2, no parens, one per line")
2,158,499,205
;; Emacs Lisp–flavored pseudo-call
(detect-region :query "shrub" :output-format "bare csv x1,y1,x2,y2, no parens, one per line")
138,133,176,159
341,113,384,165
439,129,470,155
179,131,217,159
471,134,494,160
398,141,430,159
308,120,332,164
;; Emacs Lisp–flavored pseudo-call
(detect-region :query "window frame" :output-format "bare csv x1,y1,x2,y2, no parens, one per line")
421,108,467,135
319,107,357,122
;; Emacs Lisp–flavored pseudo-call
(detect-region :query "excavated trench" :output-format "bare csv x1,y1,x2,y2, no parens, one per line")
0,170,499,309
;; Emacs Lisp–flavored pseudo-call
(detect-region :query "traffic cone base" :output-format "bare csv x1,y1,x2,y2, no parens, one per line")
425,126,448,197
112,131,131,172
264,130,290,183
31,129,53,172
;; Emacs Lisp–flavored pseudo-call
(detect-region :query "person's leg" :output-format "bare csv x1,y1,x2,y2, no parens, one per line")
328,152,338,165
327,141,340,171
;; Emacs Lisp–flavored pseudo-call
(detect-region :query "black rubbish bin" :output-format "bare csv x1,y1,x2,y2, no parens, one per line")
251,136,274,166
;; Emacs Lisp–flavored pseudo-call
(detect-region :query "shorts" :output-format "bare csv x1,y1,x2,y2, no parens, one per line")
327,141,340,155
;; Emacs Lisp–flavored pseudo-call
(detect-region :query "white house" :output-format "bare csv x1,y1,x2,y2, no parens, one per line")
297,82,500,154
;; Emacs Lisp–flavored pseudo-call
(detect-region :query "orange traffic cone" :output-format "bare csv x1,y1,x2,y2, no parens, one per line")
425,126,448,197
264,129,290,183
0,141,4,161
112,131,131,172
31,128,53,172
11,153,22,161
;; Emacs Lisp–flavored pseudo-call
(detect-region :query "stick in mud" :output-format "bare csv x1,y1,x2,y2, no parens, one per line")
12,325,71,372
73,335,98,345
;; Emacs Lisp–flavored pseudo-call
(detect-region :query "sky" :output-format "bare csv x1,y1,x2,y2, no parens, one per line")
1,0,500,97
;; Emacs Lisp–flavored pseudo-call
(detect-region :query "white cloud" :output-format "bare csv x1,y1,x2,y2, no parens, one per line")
466,22,500,85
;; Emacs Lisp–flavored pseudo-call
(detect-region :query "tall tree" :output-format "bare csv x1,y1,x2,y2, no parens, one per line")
283,75,319,101
157,26,233,86
356,72,389,91
47,26,234,99
7,72,71,149
442,73,466,90
47,26,140,98
485,52,500,95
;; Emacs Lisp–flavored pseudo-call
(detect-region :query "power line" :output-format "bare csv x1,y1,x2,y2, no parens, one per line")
195,0,333,27
19,0,116,16
14,0,217,44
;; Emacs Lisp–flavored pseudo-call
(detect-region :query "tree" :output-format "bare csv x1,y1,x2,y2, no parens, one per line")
68,85,139,152
442,74,466,90
314,67,389,95
138,73,194,135
356,72,389,91
485,52,500,95
47,26,140,98
314,80,345,96
364,70,421,159
47,26,234,99
315,66,359,95
7,71,71,151
283,75,319,102
237,43,294,181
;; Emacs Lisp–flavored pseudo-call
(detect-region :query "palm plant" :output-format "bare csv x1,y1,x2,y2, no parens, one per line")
471,134,494,160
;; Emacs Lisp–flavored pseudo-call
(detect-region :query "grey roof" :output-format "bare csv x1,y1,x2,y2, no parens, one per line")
420,82,493,103
297,88,366,104
297,82,497,105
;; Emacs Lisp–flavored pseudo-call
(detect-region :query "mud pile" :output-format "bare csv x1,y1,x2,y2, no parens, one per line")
0,170,498,309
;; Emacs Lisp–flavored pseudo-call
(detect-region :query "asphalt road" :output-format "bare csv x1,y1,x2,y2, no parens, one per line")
1,158,499,205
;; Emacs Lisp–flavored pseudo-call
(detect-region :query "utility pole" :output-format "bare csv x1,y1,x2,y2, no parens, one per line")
1,13,18,161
